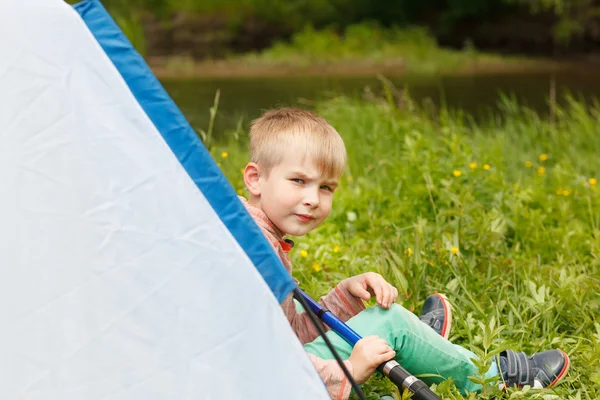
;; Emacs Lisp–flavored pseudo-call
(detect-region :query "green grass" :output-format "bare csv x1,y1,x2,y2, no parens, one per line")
237,23,525,74
212,89,600,399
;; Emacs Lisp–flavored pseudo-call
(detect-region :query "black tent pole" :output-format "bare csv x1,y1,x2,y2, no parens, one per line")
292,288,367,400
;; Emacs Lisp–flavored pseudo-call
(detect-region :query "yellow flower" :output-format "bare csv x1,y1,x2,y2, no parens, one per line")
590,178,598,186
451,247,459,255
453,170,462,177
237,189,243,195
404,247,413,257
536,166,545,176
539,153,549,162
300,250,308,257
483,164,491,171
469,162,477,169
525,161,532,168
240,168,245,175
311,263,321,272
221,151,229,159
333,245,340,253
562,190,571,196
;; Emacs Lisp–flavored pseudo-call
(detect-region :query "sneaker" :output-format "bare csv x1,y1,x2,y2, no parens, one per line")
419,293,452,339
497,349,570,389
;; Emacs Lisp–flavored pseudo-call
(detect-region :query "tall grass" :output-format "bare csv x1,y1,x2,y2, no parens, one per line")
214,90,600,399
239,23,511,73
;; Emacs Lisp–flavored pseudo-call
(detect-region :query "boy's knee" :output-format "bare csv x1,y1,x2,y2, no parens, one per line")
361,303,417,325
384,303,415,319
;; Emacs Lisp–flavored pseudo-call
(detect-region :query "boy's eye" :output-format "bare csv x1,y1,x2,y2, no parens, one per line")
291,178,304,184
320,185,332,192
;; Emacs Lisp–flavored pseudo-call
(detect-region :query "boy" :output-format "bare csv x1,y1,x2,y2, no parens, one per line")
239,108,569,399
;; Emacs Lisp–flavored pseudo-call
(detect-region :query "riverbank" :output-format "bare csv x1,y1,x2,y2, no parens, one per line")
147,24,577,79
149,55,572,79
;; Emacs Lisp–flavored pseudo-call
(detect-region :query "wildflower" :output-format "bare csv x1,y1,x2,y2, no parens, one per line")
539,153,549,162
469,162,477,169
300,250,308,257
221,151,228,159
333,245,340,253
536,166,545,176
525,161,533,168
562,190,571,196
404,248,413,257
237,189,243,195
451,247,459,255
453,170,462,177
240,168,245,175
311,263,321,272
590,178,598,186
483,164,491,171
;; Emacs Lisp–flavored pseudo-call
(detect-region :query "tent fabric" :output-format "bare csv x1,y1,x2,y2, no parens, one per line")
74,0,295,304
0,0,329,398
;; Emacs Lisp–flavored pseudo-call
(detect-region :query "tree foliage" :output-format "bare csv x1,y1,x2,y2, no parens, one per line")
506,0,600,43
90,0,600,50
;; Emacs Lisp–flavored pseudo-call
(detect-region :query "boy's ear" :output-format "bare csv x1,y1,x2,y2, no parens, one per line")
243,162,261,197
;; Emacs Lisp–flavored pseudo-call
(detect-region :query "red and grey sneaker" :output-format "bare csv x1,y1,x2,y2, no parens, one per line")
497,349,570,389
418,293,452,339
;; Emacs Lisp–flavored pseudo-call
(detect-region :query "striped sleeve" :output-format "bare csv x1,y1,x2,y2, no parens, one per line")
321,280,366,323
308,354,353,400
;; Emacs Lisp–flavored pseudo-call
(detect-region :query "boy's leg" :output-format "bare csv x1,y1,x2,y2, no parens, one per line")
303,303,498,394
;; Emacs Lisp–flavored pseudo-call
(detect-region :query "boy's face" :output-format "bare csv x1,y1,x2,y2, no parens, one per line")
252,150,339,236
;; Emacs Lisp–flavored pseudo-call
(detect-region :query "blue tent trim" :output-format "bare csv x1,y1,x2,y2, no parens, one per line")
72,0,295,303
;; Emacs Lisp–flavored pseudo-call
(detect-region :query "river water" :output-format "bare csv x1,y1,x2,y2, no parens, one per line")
161,68,600,137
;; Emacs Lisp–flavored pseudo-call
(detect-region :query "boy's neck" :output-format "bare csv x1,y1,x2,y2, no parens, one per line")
247,194,261,209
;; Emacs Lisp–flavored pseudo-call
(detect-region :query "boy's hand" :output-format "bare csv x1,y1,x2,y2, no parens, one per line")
342,272,398,308
348,336,396,384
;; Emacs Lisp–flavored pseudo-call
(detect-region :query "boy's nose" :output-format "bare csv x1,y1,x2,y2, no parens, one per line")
303,190,319,207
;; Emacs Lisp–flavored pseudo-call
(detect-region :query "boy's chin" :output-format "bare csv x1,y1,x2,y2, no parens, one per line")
280,224,316,237
282,228,309,237
277,218,323,237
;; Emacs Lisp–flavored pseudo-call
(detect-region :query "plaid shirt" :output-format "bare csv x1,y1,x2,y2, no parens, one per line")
240,197,365,399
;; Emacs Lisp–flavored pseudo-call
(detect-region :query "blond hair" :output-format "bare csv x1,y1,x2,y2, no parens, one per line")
249,108,346,177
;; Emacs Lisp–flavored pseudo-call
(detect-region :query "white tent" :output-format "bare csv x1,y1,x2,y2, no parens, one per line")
0,0,329,398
